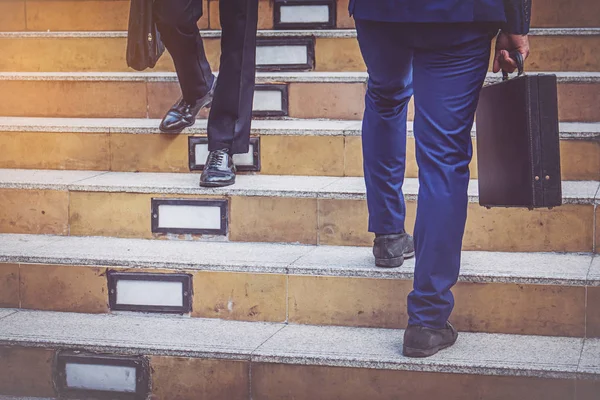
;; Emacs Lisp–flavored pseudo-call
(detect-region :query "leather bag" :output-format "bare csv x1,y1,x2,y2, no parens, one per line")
475,52,562,209
126,0,165,71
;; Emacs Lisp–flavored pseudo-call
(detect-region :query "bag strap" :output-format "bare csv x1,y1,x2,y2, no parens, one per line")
502,51,525,81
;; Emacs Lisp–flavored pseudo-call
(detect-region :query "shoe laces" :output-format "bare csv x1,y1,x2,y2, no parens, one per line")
206,150,228,169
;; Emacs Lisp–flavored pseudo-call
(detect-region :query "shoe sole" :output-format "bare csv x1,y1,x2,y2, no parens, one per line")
158,99,213,134
403,251,415,259
375,256,404,268
402,337,458,358
159,120,194,135
200,179,236,188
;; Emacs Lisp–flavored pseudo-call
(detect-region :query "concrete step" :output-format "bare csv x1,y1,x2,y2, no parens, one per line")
4,0,600,31
0,169,597,252
0,117,598,181
1,29,599,72
0,72,598,122
0,233,598,337
0,309,598,399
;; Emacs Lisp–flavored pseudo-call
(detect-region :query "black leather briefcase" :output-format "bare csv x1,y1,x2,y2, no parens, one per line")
126,0,165,71
475,53,562,209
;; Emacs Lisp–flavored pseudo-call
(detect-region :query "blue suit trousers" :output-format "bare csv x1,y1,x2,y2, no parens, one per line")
355,20,496,328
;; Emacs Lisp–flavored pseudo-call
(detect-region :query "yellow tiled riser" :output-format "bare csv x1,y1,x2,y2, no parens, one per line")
0,131,596,181
3,0,600,31
1,263,598,337
0,80,598,122
2,346,596,400
0,189,595,252
1,36,599,72
252,364,597,400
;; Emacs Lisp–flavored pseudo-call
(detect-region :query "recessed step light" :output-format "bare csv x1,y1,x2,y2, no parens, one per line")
274,0,336,29
256,37,315,71
189,137,260,172
253,84,289,116
151,198,228,236
55,352,150,399
108,271,193,314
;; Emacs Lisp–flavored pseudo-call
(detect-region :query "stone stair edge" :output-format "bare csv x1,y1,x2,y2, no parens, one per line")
1,71,599,84
0,233,596,286
0,309,597,379
0,27,599,38
0,117,597,139
0,169,597,204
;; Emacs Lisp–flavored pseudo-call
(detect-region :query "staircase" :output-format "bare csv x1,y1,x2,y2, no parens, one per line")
0,1,598,399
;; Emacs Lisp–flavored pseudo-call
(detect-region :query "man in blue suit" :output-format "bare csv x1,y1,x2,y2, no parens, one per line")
349,0,531,357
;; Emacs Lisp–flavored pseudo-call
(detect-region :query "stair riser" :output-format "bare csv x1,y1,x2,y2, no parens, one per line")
2,346,593,400
4,0,600,31
253,364,594,400
0,132,597,181
0,79,598,122
1,35,599,72
1,262,597,337
0,189,595,252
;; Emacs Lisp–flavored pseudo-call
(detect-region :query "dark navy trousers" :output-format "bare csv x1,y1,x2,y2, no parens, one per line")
154,0,258,154
355,20,497,329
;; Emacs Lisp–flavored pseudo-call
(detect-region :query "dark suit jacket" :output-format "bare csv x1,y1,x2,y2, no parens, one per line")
349,0,531,34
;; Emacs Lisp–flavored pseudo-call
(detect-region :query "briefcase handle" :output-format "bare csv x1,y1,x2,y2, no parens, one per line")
502,51,525,81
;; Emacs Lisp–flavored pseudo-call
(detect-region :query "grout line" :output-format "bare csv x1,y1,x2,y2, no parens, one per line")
69,171,109,186
107,130,113,172
0,309,18,322
22,0,28,31
250,325,287,359
17,263,21,309
285,275,289,323
593,204,597,254
584,285,588,339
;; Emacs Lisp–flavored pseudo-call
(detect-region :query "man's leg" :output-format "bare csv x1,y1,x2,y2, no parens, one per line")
354,19,415,268
403,25,494,356
208,0,259,154
154,0,214,133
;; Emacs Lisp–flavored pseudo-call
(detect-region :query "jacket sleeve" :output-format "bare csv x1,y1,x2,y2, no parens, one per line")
502,0,532,34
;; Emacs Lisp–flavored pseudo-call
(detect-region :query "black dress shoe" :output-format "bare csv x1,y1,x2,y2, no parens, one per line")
403,322,458,358
159,83,215,134
200,149,237,188
373,233,415,268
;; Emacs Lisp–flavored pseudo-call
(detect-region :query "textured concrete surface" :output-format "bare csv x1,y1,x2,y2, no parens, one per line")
588,257,600,286
0,309,596,379
0,234,310,274
0,310,17,320
0,118,597,141
579,339,600,375
0,234,593,285
0,234,63,261
253,324,584,378
1,169,594,203
0,28,598,39
0,310,281,360
0,169,104,190
0,71,598,84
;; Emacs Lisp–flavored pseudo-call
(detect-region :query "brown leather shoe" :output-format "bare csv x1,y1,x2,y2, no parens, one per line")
403,322,458,358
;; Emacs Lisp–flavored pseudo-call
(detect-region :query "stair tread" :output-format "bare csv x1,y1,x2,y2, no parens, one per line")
0,117,597,139
0,27,598,38
1,71,598,83
0,169,597,203
0,308,597,378
0,233,595,285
